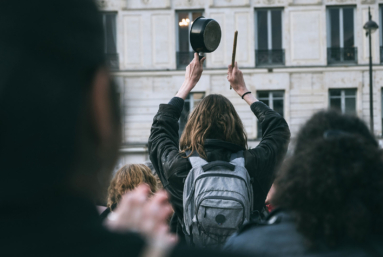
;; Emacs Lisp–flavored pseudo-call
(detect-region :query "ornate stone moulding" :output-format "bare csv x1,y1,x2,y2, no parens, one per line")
124,0,171,9
286,0,323,6
253,0,285,6
174,0,205,8
360,0,375,4
209,0,250,8
325,0,357,5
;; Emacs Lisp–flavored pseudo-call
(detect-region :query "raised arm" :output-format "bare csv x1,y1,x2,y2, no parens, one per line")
175,53,206,100
148,53,205,218
227,62,291,212
227,61,258,106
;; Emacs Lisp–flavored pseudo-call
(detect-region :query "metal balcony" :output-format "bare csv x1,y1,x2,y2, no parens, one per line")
327,47,357,64
255,49,285,67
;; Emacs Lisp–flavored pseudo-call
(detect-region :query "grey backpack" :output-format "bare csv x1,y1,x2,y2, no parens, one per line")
182,151,253,248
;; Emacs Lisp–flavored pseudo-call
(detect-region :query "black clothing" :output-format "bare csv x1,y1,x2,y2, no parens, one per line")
2,193,145,257
148,98,290,235
2,193,249,257
224,209,383,257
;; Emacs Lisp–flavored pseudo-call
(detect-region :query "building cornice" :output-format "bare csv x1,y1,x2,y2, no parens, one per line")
111,64,383,77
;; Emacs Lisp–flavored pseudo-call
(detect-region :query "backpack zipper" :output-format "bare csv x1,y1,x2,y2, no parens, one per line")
195,173,251,199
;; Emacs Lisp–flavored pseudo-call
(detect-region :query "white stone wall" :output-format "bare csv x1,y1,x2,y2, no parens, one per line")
98,0,383,164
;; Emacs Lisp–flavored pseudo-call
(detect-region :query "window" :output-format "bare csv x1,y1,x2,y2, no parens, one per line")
179,92,205,137
257,91,284,138
102,12,119,70
380,5,383,63
327,7,356,64
176,10,203,69
255,9,284,66
329,89,356,115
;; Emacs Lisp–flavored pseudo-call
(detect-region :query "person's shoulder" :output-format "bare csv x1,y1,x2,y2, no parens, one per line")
236,208,289,235
224,209,303,253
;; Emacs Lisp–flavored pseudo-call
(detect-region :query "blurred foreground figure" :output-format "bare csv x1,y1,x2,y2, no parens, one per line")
225,110,383,256
0,1,244,257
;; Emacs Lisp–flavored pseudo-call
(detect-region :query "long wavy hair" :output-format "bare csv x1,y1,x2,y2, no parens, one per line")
272,110,383,248
107,164,158,210
180,94,247,158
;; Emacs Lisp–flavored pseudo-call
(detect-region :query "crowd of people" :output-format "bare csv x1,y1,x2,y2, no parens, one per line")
2,0,383,256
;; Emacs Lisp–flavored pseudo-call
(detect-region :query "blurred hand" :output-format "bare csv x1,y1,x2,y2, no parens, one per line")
176,53,206,100
227,62,248,96
104,184,177,256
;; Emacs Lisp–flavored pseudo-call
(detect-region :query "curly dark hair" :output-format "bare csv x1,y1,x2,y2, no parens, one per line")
272,110,383,248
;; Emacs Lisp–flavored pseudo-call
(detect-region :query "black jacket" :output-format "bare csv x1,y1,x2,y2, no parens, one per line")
2,192,249,257
224,209,383,257
148,98,290,235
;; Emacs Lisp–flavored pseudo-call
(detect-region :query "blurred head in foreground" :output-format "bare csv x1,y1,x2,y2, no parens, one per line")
107,164,158,210
272,110,383,247
0,0,121,207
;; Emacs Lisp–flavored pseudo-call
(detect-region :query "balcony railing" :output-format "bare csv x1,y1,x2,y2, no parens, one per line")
106,53,119,70
255,49,285,67
327,47,357,64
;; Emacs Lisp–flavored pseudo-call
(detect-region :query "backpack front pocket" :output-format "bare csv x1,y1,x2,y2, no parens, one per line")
196,197,244,236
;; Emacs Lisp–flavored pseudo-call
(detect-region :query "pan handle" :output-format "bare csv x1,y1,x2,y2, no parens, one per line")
198,52,205,60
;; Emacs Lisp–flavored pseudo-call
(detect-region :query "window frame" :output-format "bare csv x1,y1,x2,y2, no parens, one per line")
101,12,118,54
256,90,285,138
326,6,357,64
380,5,383,63
328,88,357,114
254,8,284,67
101,11,119,70
254,8,284,51
175,10,204,52
175,10,204,69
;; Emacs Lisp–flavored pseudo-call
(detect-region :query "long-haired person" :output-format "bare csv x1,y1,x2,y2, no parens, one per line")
225,110,383,256
148,54,290,244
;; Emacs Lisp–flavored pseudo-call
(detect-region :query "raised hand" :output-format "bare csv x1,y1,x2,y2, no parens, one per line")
176,53,206,100
227,62,258,105
227,61,248,96
185,53,206,84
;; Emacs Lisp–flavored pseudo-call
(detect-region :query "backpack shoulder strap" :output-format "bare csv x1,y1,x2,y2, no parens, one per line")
185,150,208,168
229,150,245,167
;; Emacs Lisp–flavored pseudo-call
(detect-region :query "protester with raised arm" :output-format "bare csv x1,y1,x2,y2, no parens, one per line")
148,53,290,246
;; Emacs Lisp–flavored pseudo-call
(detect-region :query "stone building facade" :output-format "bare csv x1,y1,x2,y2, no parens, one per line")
97,0,383,168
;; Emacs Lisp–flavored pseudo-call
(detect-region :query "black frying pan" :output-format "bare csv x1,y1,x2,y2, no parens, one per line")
190,16,222,60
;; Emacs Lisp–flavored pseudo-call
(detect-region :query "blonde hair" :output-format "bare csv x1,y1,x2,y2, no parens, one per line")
180,94,247,159
107,164,158,209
